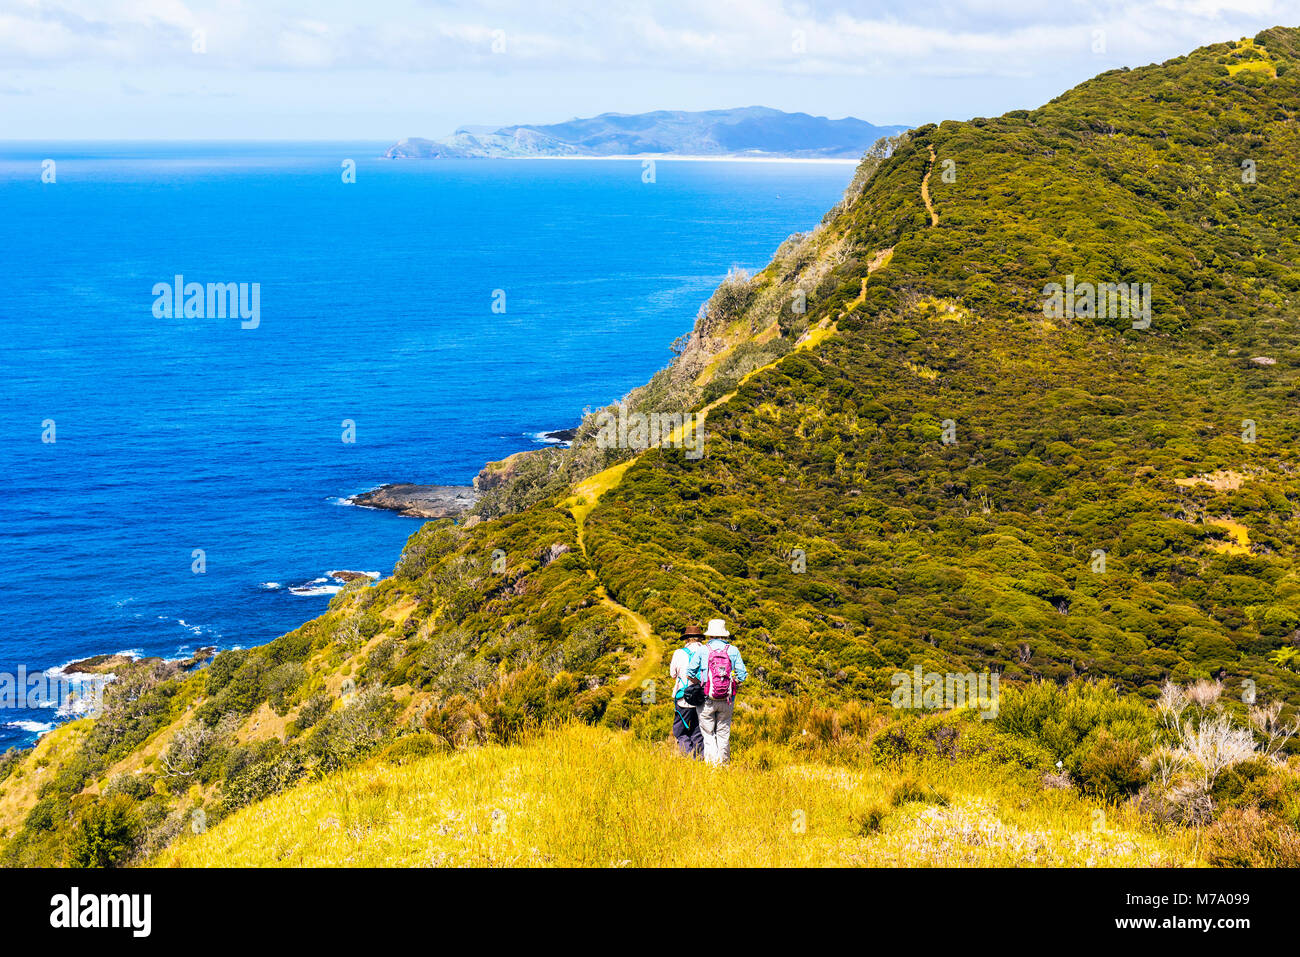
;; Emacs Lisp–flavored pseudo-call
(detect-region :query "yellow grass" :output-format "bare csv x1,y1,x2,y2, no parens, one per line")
1175,470,1247,491
0,721,90,837
905,361,940,381
914,296,969,323
1227,60,1276,77
565,460,634,541
159,724,1197,868
1226,38,1277,77
1207,518,1251,555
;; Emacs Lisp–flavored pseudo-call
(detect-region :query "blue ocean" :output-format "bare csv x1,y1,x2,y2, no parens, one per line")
0,142,851,751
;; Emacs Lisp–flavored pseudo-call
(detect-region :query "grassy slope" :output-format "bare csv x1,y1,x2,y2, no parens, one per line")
161,723,1192,867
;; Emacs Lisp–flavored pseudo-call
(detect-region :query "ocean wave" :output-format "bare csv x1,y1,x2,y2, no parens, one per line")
56,691,106,719
259,581,283,590
285,570,379,597
528,431,573,446
289,576,340,597
156,616,220,638
289,584,341,597
5,720,54,735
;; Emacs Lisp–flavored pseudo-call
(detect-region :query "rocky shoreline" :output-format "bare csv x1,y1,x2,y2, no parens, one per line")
349,483,479,519
62,646,217,675
350,427,577,519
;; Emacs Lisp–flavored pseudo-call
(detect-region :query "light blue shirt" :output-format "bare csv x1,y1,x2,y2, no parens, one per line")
687,639,747,689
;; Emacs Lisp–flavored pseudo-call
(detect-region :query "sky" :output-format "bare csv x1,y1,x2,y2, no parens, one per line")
1,0,1297,139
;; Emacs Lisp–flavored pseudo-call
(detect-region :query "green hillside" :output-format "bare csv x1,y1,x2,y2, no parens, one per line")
4,27,1300,868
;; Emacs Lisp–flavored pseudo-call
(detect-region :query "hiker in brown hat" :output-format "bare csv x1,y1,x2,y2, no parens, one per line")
669,624,706,756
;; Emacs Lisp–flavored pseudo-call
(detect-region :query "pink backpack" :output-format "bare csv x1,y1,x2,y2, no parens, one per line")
703,645,735,700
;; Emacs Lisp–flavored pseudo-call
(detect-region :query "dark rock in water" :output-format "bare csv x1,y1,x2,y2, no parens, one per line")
64,647,216,675
350,484,478,519
177,647,217,671
63,653,161,675
328,570,375,583
543,427,578,443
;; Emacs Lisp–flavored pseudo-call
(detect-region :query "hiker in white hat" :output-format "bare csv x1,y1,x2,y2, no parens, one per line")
686,618,748,765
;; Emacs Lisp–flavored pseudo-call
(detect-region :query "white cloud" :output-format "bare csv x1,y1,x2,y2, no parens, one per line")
2,0,1296,137
1,0,1294,72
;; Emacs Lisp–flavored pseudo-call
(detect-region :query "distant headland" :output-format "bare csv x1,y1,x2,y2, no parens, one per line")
385,106,909,160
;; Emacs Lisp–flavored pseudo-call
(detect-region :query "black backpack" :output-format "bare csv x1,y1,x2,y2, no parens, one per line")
682,677,706,707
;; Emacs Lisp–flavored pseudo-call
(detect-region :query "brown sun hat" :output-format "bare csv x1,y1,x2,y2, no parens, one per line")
682,625,704,638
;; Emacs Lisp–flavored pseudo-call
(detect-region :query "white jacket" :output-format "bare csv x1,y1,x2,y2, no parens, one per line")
670,642,703,701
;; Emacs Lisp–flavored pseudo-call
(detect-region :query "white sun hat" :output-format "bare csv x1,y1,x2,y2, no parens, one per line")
704,619,730,638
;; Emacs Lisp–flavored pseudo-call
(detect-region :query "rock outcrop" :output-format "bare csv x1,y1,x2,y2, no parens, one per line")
350,484,478,519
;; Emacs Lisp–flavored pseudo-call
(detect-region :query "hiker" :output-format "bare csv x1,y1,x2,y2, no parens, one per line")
688,619,747,765
669,624,706,756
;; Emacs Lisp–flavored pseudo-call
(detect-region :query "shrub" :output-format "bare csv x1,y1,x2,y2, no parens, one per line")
423,695,489,749
221,744,306,813
480,666,586,742
804,707,841,745
159,722,215,788
291,691,333,733
1202,806,1300,867
67,795,141,868
889,777,950,807
103,771,157,802
996,680,1154,775
0,748,22,785
1073,730,1147,801
854,804,889,835
196,655,268,726
309,686,398,772
25,796,61,832
203,648,251,697
870,710,1051,772
378,733,446,765
364,638,402,682
266,662,308,715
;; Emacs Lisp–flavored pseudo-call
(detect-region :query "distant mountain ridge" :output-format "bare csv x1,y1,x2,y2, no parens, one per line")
385,106,910,159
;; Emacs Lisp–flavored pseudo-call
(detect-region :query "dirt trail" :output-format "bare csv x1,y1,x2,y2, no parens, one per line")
563,149,939,692
565,464,663,693
921,145,940,226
